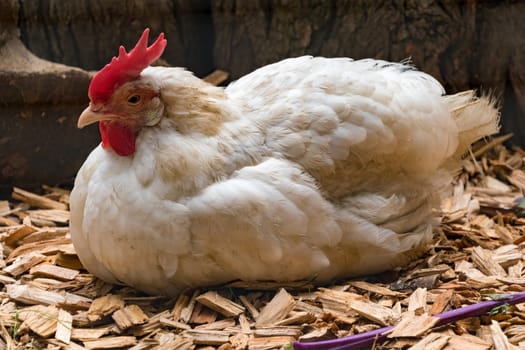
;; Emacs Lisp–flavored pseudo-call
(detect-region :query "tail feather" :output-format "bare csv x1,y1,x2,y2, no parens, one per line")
445,90,500,157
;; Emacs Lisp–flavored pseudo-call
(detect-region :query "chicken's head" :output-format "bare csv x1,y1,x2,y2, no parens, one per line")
78,28,167,156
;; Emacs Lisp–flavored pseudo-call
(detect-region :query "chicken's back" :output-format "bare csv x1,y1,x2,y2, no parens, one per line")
227,57,463,197
223,56,498,280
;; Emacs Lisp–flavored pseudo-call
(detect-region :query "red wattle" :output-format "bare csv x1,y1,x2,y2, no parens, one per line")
99,121,136,156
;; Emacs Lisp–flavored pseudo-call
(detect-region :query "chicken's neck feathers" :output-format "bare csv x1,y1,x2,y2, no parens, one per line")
144,67,236,136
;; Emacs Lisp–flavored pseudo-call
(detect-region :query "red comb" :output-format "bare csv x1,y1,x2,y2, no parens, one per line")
88,28,167,103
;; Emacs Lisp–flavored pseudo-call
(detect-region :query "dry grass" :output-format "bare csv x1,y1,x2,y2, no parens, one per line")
1,137,525,350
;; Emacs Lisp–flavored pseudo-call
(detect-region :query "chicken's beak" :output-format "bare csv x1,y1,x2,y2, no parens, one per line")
78,105,105,129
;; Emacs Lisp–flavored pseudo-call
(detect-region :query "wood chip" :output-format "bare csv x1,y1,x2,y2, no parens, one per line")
316,287,363,315
239,294,259,319
471,246,507,277
299,326,337,342
492,244,523,268
19,227,69,246
172,292,190,321
196,290,245,317
159,317,192,330
7,237,74,262
0,216,18,226
247,335,295,350
446,333,491,350
349,299,396,326
7,284,66,305
388,312,440,338
408,288,428,314
195,318,235,330
156,333,193,350
55,309,73,344
28,209,70,224
409,265,452,279
189,303,218,324
408,332,450,350
3,252,46,276
505,325,525,343
18,304,58,338
112,305,149,330
62,292,93,309
181,329,231,345
455,260,501,287
253,326,302,337
12,187,68,210
484,176,513,193
255,288,296,327
489,320,517,350
275,311,316,326
179,290,199,323
0,274,16,285
508,169,525,192
130,310,171,337
87,294,124,322
350,281,403,297
83,336,137,349
430,290,453,315
203,69,229,86
0,200,10,216
230,333,250,349
71,327,112,342
57,340,86,350
2,224,37,247
238,313,251,333
293,300,323,316
54,252,84,270
30,263,79,281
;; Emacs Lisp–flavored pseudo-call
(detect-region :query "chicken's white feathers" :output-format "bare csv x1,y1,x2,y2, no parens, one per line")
70,56,499,295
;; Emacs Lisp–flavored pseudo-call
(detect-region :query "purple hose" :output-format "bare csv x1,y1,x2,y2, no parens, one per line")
291,291,525,350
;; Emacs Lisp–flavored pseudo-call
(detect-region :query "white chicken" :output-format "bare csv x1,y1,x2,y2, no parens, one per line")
70,29,499,296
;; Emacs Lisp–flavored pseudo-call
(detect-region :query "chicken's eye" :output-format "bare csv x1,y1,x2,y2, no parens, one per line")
127,95,141,105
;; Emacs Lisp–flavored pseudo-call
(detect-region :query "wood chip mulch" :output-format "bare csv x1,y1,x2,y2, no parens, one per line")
1,135,525,350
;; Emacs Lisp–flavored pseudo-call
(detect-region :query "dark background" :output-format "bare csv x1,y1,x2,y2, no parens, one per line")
1,0,524,189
